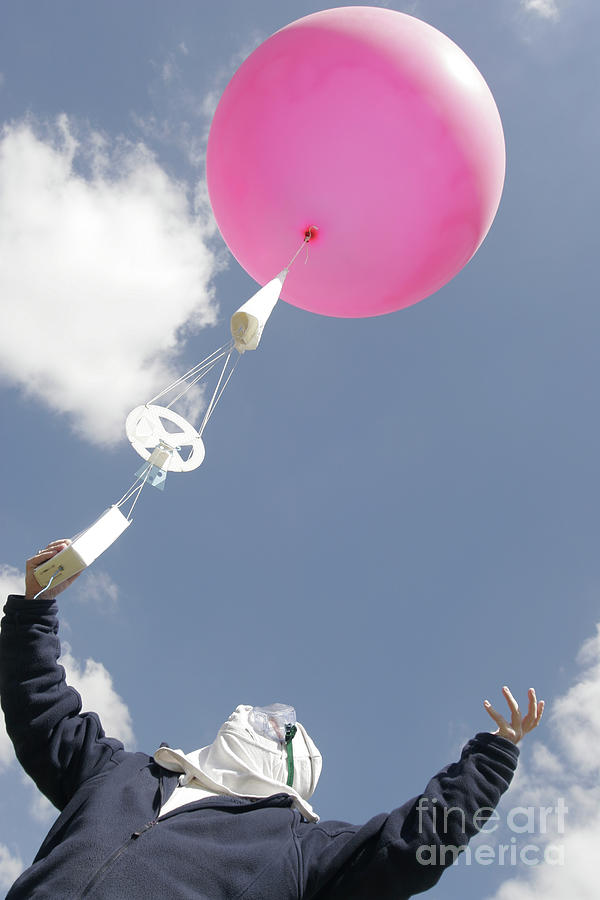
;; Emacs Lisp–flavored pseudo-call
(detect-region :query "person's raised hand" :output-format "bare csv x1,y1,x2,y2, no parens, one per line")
484,686,544,745
25,541,81,600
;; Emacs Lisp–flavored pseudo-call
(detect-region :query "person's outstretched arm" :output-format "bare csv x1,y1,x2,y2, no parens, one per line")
0,541,126,811
300,688,544,900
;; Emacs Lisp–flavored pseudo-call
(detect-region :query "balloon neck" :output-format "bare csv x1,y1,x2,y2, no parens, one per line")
286,227,319,270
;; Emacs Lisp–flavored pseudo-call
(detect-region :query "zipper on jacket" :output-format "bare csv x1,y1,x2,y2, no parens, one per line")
132,818,158,838
78,819,158,898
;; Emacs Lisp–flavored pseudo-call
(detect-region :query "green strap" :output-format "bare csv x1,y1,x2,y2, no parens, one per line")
285,724,297,787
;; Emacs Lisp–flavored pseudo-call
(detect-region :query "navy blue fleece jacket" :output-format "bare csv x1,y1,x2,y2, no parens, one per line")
0,595,519,899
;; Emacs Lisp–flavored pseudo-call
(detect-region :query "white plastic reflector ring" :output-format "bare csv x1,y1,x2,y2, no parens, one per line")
125,405,206,472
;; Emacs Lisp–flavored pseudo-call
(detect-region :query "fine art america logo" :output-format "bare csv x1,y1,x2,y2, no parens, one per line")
416,798,568,867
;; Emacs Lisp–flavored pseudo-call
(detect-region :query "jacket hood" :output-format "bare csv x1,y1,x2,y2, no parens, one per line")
154,704,322,822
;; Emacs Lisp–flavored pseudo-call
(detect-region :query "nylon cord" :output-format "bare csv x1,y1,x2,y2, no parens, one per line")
197,351,233,437
33,566,62,601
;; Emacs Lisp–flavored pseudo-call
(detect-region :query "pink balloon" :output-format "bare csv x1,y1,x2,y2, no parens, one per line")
207,6,505,318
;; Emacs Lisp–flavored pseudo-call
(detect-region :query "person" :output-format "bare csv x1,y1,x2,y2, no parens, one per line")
0,541,544,900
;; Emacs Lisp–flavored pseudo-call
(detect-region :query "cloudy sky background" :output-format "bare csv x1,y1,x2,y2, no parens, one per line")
0,1,598,897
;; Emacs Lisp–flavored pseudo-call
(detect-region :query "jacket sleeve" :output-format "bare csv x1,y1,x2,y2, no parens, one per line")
299,731,519,899
0,594,126,811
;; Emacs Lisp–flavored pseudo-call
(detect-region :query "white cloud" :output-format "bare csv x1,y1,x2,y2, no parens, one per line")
72,569,120,613
156,40,190,85
484,623,600,899
0,714,15,772
0,115,220,445
138,34,264,169
0,844,23,891
489,821,600,899
521,0,560,20
161,60,175,83
200,34,264,128
61,643,135,747
28,789,55,824
0,564,24,598
21,773,55,824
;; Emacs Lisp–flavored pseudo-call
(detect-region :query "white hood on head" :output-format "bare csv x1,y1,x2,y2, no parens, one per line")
154,704,322,822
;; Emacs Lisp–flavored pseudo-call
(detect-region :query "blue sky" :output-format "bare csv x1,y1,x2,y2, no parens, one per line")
1,1,599,897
